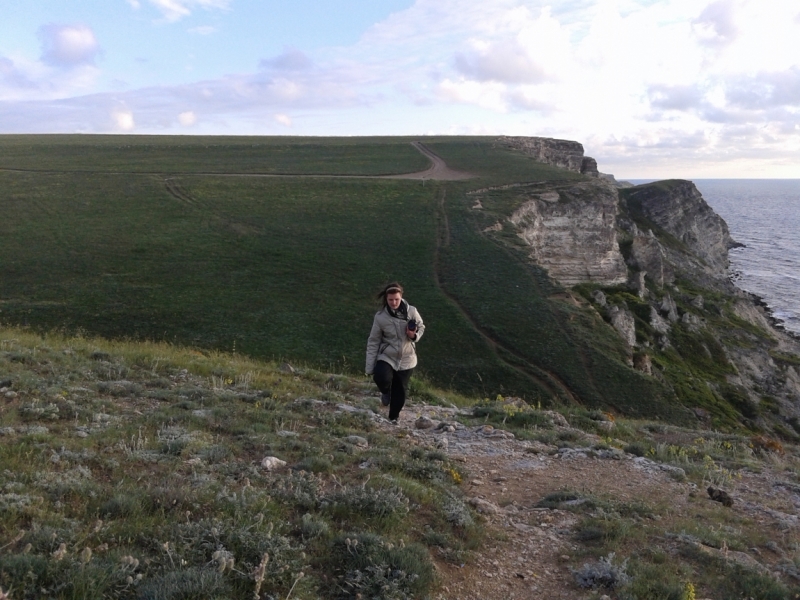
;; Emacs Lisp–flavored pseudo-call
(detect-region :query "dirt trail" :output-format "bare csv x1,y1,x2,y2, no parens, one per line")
388,142,474,181
366,402,800,599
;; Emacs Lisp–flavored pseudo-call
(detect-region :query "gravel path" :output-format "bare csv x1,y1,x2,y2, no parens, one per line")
365,402,800,599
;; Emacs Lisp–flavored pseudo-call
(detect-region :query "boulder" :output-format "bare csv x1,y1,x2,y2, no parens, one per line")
260,456,287,471
608,305,636,347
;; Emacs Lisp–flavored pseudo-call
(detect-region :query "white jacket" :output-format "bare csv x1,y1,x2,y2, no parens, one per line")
365,300,425,374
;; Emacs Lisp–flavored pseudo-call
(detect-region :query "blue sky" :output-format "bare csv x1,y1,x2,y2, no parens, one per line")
1,0,799,178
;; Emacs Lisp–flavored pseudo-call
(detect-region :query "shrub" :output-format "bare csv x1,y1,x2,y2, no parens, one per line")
330,533,434,600
324,485,410,521
573,552,630,589
136,568,229,600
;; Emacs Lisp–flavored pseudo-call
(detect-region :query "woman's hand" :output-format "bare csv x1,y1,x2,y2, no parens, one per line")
406,328,417,340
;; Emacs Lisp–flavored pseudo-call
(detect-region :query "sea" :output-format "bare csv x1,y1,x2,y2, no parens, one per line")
628,179,800,336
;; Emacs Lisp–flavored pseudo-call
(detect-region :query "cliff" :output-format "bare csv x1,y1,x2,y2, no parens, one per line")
481,139,800,436
506,181,627,286
498,136,599,177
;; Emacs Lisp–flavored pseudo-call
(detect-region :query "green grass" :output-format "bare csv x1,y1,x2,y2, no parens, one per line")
0,135,789,428
0,135,430,175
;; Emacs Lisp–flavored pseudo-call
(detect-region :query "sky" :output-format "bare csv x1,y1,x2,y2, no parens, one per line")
1,0,799,178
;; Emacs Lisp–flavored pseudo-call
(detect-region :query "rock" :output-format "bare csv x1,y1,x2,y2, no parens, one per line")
542,411,569,427
580,156,599,177
660,294,679,322
277,430,299,437
345,435,368,448
691,295,704,309
508,181,627,286
622,180,734,275
633,353,653,375
499,136,592,174
75,430,89,438
650,306,671,335
628,271,647,298
468,497,501,515
681,312,703,331
415,416,436,430
597,421,615,432
0,379,12,388
280,363,295,374
707,486,733,507
630,233,673,287
609,305,636,347
260,456,287,471
4,391,18,399
599,173,634,189
693,407,711,422
591,290,607,307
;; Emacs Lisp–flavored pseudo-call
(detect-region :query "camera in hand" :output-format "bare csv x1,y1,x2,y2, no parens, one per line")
407,319,417,331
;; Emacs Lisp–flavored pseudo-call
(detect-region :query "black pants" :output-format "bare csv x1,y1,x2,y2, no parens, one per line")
373,360,414,420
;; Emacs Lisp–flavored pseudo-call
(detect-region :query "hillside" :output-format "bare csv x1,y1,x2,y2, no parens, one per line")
3,135,800,437
0,328,798,599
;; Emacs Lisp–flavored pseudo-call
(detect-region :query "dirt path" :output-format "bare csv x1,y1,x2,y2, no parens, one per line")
365,403,800,599
388,142,474,181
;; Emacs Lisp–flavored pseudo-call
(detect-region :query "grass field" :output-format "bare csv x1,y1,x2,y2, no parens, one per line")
0,135,431,175
0,134,774,425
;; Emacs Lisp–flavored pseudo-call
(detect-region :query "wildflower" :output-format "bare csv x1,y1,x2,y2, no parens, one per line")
52,542,67,561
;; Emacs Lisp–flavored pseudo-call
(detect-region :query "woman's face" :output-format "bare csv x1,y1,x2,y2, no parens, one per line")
386,292,402,310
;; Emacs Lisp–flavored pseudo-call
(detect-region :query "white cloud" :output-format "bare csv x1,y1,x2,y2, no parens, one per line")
112,107,135,131
144,0,231,23
260,48,313,72
274,113,291,127
438,78,508,111
126,0,142,9
178,110,196,125
38,24,100,67
692,0,738,48
454,39,547,84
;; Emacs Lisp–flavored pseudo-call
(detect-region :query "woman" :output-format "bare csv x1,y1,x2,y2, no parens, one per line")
365,282,425,423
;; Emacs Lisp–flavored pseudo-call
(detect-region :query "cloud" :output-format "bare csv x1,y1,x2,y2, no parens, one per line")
726,67,800,110
274,113,291,127
112,107,135,131
692,0,738,47
259,48,313,72
648,84,706,111
0,57,38,93
38,24,100,67
437,78,508,111
454,39,547,84
178,110,196,125
507,89,554,113
143,0,231,23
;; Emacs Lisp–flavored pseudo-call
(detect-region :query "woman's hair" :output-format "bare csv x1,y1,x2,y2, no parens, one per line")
377,282,404,307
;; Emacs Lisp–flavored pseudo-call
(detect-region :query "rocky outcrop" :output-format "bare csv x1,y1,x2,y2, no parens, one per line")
507,181,627,286
499,136,599,177
628,228,675,288
609,305,636,347
622,180,734,274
